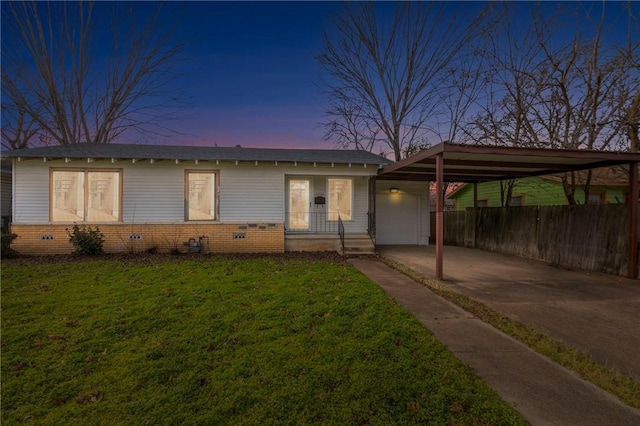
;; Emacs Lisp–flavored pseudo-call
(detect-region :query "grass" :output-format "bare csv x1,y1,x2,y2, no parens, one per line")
1,255,526,425
381,256,640,410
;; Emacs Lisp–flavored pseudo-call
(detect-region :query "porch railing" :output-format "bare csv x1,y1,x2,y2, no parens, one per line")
367,211,376,244
284,211,341,233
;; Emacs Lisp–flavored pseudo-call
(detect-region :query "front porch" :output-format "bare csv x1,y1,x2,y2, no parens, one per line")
284,209,375,254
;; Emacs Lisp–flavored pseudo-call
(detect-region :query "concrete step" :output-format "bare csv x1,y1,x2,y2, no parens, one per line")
341,237,375,255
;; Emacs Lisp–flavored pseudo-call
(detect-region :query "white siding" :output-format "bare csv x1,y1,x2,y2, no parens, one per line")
124,163,184,221
220,164,284,221
219,162,376,223
12,158,380,226
13,160,186,223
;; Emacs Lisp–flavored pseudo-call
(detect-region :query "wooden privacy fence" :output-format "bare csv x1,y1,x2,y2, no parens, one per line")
430,204,635,277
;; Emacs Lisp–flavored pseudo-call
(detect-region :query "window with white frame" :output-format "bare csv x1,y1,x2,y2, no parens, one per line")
51,169,121,222
186,171,218,220
327,178,352,221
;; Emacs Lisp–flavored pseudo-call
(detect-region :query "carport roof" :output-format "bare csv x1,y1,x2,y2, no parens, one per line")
376,142,640,280
377,142,640,182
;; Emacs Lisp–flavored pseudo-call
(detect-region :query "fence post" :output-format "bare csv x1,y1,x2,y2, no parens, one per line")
629,162,638,278
464,208,476,248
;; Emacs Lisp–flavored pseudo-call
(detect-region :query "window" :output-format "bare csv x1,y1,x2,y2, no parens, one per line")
328,178,352,220
509,195,524,206
476,199,488,208
51,169,121,222
186,171,218,220
444,199,457,211
588,192,605,204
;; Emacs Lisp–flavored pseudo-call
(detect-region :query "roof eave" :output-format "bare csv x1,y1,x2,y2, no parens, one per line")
8,154,386,168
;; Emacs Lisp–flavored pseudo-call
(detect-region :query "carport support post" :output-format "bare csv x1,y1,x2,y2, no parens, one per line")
472,183,478,248
436,153,444,279
629,162,638,279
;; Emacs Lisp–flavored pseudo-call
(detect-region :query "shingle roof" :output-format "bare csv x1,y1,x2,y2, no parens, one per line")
2,143,392,166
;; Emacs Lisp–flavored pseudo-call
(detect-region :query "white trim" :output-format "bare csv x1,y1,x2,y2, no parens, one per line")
326,176,354,221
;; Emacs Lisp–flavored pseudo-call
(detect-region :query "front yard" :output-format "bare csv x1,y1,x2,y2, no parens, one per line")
1,255,525,425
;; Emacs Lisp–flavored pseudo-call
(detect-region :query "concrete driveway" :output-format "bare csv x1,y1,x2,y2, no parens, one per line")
377,245,640,379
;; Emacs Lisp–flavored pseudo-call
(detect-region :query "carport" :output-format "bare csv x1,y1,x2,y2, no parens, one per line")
376,142,640,279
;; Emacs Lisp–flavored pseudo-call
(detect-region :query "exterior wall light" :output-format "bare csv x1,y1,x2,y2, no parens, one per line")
390,188,399,193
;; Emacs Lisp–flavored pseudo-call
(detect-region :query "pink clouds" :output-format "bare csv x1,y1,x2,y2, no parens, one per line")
165,105,334,149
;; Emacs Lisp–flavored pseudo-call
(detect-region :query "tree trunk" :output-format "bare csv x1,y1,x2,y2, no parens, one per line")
562,172,577,205
627,91,640,152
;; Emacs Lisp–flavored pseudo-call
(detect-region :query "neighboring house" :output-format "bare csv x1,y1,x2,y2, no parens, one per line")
3,143,428,255
448,167,631,210
428,183,461,212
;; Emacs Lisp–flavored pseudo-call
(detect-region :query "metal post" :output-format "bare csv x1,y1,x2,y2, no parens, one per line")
436,153,444,280
629,162,638,279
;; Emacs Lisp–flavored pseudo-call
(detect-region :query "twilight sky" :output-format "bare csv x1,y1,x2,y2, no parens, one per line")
122,0,638,150
2,1,637,150
158,1,345,149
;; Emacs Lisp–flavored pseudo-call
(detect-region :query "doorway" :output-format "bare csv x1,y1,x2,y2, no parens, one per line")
287,178,311,231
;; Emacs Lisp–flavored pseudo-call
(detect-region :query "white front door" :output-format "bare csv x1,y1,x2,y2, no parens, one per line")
288,178,311,231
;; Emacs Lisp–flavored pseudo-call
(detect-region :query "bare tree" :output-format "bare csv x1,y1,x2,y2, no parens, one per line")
469,3,547,149
1,103,38,150
532,2,637,203
318,1,485,161
1,1,183,149
470,2,639,204
322,96,382,154
424,41,492,147
626,92,640,152
620,1,640,152
466,4,547,206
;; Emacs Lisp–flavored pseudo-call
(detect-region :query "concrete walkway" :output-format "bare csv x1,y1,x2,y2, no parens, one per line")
348,255,640,425
378,245,640,379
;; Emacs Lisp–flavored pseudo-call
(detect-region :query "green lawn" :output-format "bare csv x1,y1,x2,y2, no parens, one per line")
1,256,526,425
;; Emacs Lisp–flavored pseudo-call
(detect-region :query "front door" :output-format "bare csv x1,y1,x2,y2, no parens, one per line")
288,178,311,231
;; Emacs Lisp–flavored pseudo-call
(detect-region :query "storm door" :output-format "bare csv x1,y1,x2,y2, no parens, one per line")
287,178,312,231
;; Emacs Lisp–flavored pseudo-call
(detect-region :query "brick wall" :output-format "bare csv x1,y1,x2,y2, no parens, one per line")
10,222,284,255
